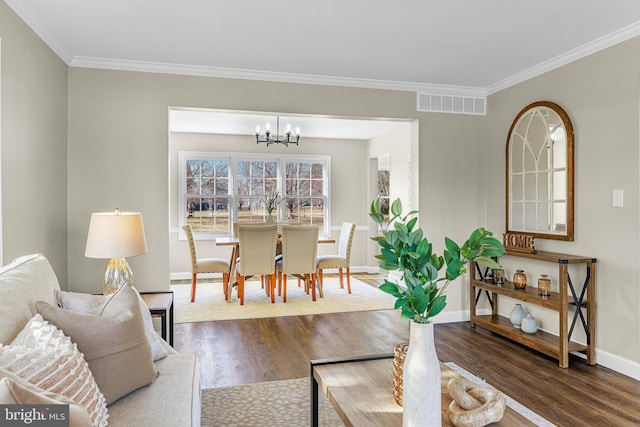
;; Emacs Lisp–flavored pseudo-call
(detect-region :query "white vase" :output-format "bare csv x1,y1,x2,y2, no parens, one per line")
403,321,441,427
521,313,538,334
265,213,275,225
509,303,526,328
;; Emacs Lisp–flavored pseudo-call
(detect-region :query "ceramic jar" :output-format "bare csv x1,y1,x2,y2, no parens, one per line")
513,269,527,289
509,303,526,328
538,274,551,296
521,313,538,334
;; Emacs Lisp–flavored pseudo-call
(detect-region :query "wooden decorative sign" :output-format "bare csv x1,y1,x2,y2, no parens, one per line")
503,232,536,253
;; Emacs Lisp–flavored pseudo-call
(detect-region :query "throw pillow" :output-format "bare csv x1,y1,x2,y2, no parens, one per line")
37,282,158,405
54,288,169,361
0,314,108,426
0,368,93,427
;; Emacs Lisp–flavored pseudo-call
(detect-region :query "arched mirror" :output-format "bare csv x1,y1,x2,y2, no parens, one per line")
506,101,574,240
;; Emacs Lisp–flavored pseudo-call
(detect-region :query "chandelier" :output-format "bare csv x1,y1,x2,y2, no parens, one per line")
255,116,301,147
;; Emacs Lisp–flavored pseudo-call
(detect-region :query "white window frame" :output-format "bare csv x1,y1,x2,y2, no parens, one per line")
179,151,331,239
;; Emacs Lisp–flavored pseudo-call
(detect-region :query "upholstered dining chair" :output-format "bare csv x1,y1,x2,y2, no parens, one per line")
236,224,278,305
276,225,320,302
182,224,230,303
316,222,356,296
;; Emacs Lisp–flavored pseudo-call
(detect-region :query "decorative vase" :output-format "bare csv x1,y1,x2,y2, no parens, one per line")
265,213,275,225
521,313,538,334
513,269,527,289
392,343,409,406
509,303,526,328
403,321,441,427
538,274,551,296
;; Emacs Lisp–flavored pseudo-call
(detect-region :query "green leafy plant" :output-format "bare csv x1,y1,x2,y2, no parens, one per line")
262,190,286,214
369,197,505,323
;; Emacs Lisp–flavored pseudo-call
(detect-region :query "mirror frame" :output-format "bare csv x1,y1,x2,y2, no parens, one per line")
506,101,575,241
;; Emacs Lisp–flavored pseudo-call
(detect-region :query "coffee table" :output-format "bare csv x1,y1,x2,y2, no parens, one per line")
310,354,535,427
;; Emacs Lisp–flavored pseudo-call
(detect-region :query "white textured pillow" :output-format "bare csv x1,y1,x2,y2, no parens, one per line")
0,368,93,427
54,288,169,362
37,282,158,405
0,314,108,427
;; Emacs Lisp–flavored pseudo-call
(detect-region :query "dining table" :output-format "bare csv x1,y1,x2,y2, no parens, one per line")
215,234,335,303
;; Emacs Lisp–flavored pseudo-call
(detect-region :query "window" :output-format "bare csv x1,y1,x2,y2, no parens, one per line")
283,160,326,227
179,152,330,238
236,159,278,223
182,155,230,233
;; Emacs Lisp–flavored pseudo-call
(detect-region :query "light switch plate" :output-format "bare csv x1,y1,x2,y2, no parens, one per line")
612,189,624,207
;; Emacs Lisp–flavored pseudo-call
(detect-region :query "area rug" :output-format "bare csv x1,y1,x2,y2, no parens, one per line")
172,277,397,323
200,362,555,427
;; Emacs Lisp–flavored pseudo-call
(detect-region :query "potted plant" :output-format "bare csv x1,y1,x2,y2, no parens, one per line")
262,190,285,224
369,197,505,427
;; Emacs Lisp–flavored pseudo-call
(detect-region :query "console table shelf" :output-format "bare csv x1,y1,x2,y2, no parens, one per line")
470,250,596,368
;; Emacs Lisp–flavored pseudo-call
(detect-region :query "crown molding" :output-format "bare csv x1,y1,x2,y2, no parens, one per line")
70,56,488,96
487,21,640,95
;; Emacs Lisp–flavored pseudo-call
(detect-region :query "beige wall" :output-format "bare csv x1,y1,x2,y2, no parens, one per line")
168,131,370,277
0,3,69,285
487,37,640,365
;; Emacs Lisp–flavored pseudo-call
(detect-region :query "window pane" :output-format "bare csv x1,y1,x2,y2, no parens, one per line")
286,163,298,178
201,160,214,177
186,178,199,195
264,162,278,179
201,178,215,195
299,163,310,178
214,160,228,176
215,177,228,195
186,160,200,178
251,162,264,178
299,179,311,195
311,163,323,179
311,180,323,196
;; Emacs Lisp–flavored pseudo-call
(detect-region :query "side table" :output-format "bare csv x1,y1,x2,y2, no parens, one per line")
140,291,174,347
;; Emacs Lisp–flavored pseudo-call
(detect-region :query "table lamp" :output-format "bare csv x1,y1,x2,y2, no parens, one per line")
85,208,148,295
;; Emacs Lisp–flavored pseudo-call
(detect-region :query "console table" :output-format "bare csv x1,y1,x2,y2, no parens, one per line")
310,354,534,426
470,250,596,367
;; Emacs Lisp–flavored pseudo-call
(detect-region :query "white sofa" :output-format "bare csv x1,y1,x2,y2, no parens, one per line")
0,253,201,426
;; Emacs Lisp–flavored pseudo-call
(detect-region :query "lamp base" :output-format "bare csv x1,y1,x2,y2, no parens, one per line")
101,257,135,295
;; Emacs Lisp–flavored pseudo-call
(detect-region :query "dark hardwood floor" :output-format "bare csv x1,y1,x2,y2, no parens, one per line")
174,275,640,426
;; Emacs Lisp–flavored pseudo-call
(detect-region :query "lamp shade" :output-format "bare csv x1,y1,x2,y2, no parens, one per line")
85,211,148,259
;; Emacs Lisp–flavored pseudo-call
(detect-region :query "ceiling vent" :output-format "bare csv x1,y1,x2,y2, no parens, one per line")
417,92,486,115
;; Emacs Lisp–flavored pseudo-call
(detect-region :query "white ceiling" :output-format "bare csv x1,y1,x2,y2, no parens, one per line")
7,0,640,93
7,1,640,138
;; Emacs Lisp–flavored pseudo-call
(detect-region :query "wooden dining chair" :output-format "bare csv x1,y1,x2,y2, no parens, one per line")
182,224,230,302
316,222,356,296
276,225,320,302
236,224,278,305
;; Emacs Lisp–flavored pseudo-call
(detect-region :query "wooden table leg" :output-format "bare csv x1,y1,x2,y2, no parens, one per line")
227,245,238,303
